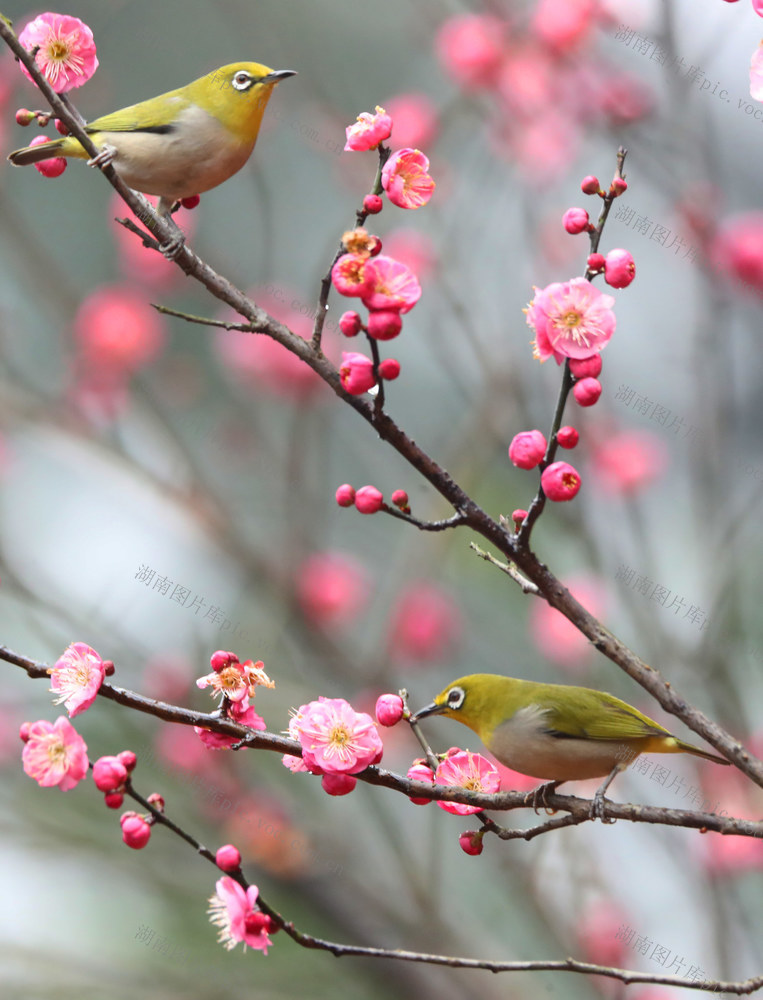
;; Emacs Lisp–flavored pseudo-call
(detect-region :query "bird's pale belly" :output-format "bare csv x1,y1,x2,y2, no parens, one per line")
489,713,635,781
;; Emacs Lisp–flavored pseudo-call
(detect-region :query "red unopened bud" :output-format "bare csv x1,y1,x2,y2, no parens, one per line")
117,750,137,772
573,377,602,407
587,252,605,273
210,650,238,672
511,508,528,529
541,461,582,501
610,177,628,196
556,426,579,449
407,761,435,805
509,430,547,470
120,812,152,849
215,844,242,872
339,311,363,337
562,207,590,235
104,792,124,809
321,772,357,795
363,194,383,214
19,722,32,742
367,235,383,256
376,693,405,726
367,309,402,340
459,830,484,856
335,483,356,507
147,793,165,812
354,485,384,514
92,755,128,793
15,108,35,126
180,195,201,209
378,358,401,380
391,489,409,509
569,355,602,379
54,118,69,136
581,174,601,195
604,248,636,289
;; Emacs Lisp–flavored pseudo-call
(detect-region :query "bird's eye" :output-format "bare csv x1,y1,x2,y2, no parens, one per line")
232,72,253,91
447,687,465,709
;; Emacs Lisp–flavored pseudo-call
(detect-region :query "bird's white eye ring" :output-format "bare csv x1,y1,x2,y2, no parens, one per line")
232,72,253,91
447,686,465,709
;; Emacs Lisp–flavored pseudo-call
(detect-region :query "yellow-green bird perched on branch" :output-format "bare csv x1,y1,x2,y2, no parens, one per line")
414,674,729,816
7,62,296,220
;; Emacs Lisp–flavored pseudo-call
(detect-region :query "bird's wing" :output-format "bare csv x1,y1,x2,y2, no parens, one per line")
86,93,187,134
541,690,670,742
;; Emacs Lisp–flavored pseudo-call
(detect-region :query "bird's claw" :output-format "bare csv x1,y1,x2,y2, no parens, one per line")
524,780,560,814
159,231,186,260
590,790,616,823
87,143,117,169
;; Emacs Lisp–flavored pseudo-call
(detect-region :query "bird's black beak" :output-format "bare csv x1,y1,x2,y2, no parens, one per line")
263,69,298,84
411,701,446,722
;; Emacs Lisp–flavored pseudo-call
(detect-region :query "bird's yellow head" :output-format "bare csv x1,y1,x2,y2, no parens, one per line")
413,674,506,741
189,62,297,139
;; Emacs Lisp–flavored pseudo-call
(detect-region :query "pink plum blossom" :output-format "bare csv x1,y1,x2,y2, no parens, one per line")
344,106,393,151
435,750,501,815
527,278,615,362
381,149,436,209
361,255,421,313
541,461,582,501
22,716,88,791
18,13,98,93
208,877,273,953
332,254,370,297
339,351,376,395
289,697,383,774
509,430,547,469
48,641,105,716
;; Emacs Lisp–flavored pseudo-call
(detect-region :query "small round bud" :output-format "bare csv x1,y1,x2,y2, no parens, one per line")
15,108,35,126
569,354,602,379
54,118,69,136
103,660,115,676
610,177,628,196
563,207,590,235
556,426,579,449
335,483,356,507
604,248,636,289
19,722,32,743
573,377,602,407
28,136,66,178
354,485,384,514
459,830,484,856
541,461,582,502
180,195,201,209
321,772,357,796
210,650,238,672
117,750,137,772
363,194,383,214
367,309,403,340
581,175,601,195
390,489,409,508
367,235,383,256
120,812,152,849
216,844,242,871
509,430,547,470
92,755,128,793
378,358,401,380
339,311,362,337
376,693,405,726
511,508,528,529
587,252,605,272
147,793,165,811
407,761,435,805
104,792,124,809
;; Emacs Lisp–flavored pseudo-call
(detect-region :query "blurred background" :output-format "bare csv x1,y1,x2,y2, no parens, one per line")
1,0,762,997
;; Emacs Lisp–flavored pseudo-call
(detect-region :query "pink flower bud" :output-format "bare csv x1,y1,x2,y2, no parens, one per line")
104,792,124,809
581,175,601,195
573,377,602,407
216,844,242,871
587,252,605,272
378,358,401,380
147,793,165,811
391,489,409,508
340,351,377,395
569,354,602,379
335,483,356,507
511,508,528,528
15,108,35,126
103,660,115,676
458,830,484,856
556,426,579,449
120,812,152,849
339,311,362,337
363,194,383,214
367,309,403,340
54,118,69,136
180,194,200,209
611,177,628,196
376,693,405,726
541,461,582,502
355,485,384,514
368,235,383,256
508,430,547,470
563,207,590,235
117,750,137,772
28,135,67,178
321,772,357,795
211,650,239,672
19,721,32,742
92,755,128,792
604,248,636,289
407,761,435,804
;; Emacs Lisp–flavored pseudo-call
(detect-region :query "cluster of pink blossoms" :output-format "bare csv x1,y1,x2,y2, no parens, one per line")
509,171,637,507
283,696,384,796
195,650,274,748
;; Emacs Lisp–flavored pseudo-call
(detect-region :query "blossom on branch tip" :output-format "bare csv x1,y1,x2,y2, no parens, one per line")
435,750,501,815
344,106,393,151
216,844,242,872
208,877,272,953
361,256,421,313
382,149,435,210
289,696,383,775
527,278,615,363
541,461,582,501
18,13,99,93
48,642,105,716
22,716,89,791
339,351,376,395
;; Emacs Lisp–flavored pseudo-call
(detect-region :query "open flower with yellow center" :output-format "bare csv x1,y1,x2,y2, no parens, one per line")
48,642,105,717
18,12,99,93
434,749,501,815
286,696,383,774
526,277,615,363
